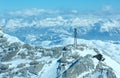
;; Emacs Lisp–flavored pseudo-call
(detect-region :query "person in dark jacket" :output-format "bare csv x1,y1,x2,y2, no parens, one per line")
93,54,105,61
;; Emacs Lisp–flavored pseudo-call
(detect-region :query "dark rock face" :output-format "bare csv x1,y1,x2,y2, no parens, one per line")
22,44,33,50
1,51,18,62
106,69,117,78
0,64,9,70
28,63,44,75
0,64,9,73
1,42,21,61
16,68,28,77
29,60,40,65
0,34,21,62
90,62,117,78
66,55,94,78
17,63,26,68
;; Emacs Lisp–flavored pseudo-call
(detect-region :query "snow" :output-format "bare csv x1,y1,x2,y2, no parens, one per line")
62,37,120,78
0,47,3,53
78,70,94,78
37,56,51,62
0,74,4,78
9,8,58,16
2,9,120,30
2,59,31,68
63,37,120,63
3,32,24,44
71,48,96,58
6,19,23,30
41,41,52,47
91,72,102,78
0,33,120,78
26,34,37,42
104,55,120,78
39,59,58,78
93,58,99,68
71,17,99,27
0,13,120,77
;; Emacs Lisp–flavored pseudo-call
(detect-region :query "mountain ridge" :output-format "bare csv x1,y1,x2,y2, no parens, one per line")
0,28,120,78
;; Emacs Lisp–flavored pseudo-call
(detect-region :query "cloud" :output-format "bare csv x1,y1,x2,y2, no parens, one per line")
9,8,46,16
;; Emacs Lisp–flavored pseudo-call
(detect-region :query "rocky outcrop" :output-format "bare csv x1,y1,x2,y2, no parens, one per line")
1,51,18,62
0,32,22,62
0,30,118,78
28,63,44,75
16,68,28,77
29,60,40,65
107,69,117,78
0,64,9,73
66,55,94,78
17,63,26,68
85,62,117,78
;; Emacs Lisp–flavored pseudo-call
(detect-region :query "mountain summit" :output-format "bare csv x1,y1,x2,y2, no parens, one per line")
0,30,120,78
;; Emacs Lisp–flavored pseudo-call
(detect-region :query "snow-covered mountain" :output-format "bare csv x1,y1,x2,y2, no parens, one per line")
0,9,120,46
0,9,120,78
0,30,120,78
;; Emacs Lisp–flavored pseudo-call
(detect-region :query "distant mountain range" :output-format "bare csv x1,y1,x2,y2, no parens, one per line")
0,9,120,46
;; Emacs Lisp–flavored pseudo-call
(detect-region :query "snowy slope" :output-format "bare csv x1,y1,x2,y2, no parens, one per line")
0,30,120,78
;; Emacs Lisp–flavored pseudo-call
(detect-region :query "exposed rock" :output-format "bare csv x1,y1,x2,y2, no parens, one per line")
71,53,80,59
0,33,3,38
17,63,26,68
42,48,53,57
2,74,8,78
93,48,100,54
0,64,9,73
16,68,28,77
52,47,61,58
8,42,21,52
0,37,7,43
66,55,94,78
0,64,9,70
18,52,27,59
106,69,117,78
79,47,84,51
1,42,21,62
98,75,103,78
30,60,39,65
58,57,68,63
28,63,44,75
22,44,33,50
0,30,118,78
1,51,18,62
95,62,107,71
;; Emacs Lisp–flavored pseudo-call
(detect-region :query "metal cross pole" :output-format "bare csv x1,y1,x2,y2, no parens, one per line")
74,28,77,48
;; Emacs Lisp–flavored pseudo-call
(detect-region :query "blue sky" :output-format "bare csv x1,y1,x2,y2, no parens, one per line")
0,0,120,11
